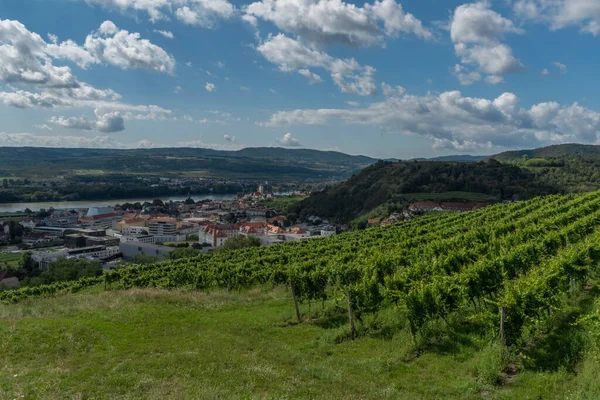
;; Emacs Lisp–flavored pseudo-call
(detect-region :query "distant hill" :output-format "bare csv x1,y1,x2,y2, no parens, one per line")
0,146,378,181
292,159,560,224
492,144,600,161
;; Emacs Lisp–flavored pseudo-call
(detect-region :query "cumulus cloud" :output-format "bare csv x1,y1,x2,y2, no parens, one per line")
261,90,600,151
34,124,53,131
298,69,323,84
244,0,432,47
50,110,125,133
553,61,567,74
83,0,236,27
205,82,216,92
84,21,176,74
452,64,482,86
275,132,302,147
154,29,174,39
224,134,236,142
450,2,524,84
257,33,377,95
381,82,406,96
513,0,600,36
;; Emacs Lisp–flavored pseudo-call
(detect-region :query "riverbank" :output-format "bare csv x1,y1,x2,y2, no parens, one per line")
0,194,238,213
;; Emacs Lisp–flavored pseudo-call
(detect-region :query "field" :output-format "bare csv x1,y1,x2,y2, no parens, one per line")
0,252,20,269
4,191,600,398
2,287,600,399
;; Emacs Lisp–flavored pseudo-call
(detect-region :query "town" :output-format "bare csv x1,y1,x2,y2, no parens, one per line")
0,186,341,288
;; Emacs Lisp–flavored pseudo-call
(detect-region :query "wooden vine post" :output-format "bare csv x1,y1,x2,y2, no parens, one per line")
347,288,356,339
499,306,507,361
291,283,301,322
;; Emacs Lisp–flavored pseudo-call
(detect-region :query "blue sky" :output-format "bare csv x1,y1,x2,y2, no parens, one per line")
1,0,599,159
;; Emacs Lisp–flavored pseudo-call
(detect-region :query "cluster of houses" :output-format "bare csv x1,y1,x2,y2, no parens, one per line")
0,194,335,276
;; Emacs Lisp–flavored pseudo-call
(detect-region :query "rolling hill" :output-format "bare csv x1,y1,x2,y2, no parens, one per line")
0,146,378,181
291,159,560,223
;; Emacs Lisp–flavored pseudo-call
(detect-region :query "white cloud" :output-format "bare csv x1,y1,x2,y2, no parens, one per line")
224,134,236,142
451,64,482,86
298,69,323,84
450,2,524,84
185,61,193,67
174,85,182,94
275,132,302,147
214,61,225,68
244,0,432,47
553,61,567,74
541,68,550,76
257,33,377,95
154,29,174,39
381,82,406,96
83,0,236,27
49,109,125,133
261,90,600,151
205,82,216,92
174,1,235,28
513,0,600,36
34,124,53,131
85,21,176,74
240,86,251,91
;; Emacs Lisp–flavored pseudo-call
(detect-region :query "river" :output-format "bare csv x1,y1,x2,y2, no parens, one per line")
0,194,238,213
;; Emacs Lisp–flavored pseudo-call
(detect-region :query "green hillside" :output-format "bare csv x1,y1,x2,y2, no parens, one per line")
291,159,559,223
492,143,600,161
4,192,600,398
0,146,376,180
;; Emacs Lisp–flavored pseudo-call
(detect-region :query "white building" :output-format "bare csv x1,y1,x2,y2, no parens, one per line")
148,218,178,236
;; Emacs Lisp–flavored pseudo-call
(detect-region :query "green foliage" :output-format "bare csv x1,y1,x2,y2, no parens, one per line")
44,258,103,284
293,159,559,223
131,255,159,265
220,235,261,251
170,247,201,260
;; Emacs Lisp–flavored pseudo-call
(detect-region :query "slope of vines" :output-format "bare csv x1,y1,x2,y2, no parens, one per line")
3,191,600,347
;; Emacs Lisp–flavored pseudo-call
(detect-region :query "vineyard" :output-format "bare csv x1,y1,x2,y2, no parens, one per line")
4,192,600,350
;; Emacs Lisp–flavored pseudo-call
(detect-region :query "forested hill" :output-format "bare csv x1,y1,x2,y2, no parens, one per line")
291,159,560,223
0,146,377,180
492,143,600,161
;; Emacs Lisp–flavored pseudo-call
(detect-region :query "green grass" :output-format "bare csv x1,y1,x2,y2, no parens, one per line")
0,252,20,269
1,287,599,399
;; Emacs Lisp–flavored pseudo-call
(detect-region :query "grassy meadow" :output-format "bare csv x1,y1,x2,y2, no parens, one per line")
2,286,600,399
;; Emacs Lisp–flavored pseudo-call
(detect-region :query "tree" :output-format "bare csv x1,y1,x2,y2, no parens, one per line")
188,233,199,241
170,247,201,260
19,252,36,274
220,235,261,251
2,179,8,188
40,258,102,284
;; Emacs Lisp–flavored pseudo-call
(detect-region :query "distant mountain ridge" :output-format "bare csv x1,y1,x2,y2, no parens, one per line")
491,144,600,161
0,146,378,181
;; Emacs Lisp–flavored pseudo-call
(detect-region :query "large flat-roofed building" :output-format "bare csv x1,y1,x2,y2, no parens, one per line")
120,242,175,260
148,217,178,236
